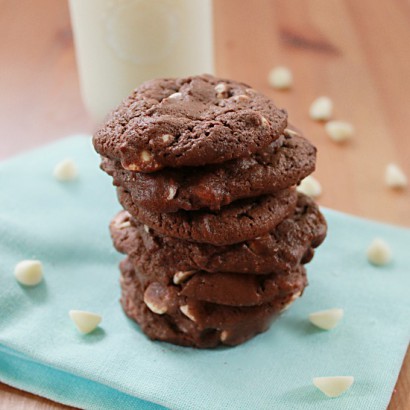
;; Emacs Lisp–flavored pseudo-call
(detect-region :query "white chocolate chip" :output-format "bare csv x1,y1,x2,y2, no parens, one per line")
140,150,153,162
309,308,344,330
117,220,131,229
144,283,168,315
14,260,43,286
284,128,300,137
180,305,196,322
161,134,173,143
313,376,354,398
215,83,229,98
69,310,102,334
325,121,354,142
173,270,196,285
53,158,78,181
281,290,302,311
167,186,177,200
385,163,408,189
297,176,322,198
167,92,182,99
220,330,229,342
124,163,139,171
367,238,392,266
309,96,333,121
232,94,250,102
268,66,293,90
143,224,150,233
260,116,270,128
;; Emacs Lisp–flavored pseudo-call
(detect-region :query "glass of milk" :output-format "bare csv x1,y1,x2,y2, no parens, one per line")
69,0,214,121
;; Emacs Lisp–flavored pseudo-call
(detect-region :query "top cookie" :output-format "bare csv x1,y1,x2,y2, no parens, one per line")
93,74,287,172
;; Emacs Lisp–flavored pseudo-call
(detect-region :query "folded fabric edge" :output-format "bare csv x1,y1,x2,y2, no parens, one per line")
0,344,166,410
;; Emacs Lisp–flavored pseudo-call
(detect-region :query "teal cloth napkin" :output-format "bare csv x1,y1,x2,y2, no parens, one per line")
0,136,409,410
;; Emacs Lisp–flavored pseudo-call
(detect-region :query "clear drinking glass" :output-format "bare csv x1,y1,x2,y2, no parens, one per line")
69,0,214,121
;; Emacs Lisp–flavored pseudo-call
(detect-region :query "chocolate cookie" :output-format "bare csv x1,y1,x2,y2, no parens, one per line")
120,258,306,347
93,74,287,172
133,261,307,308
101,129,316,212
110,193,327,275
117,187,297,245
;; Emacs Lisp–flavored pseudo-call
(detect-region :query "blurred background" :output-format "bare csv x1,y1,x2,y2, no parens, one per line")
0,1,409,408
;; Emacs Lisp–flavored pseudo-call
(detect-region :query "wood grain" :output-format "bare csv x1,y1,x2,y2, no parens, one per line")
0,0,408,408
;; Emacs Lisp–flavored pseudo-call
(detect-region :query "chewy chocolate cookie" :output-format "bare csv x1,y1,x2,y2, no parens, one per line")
110,193,327,275
101,129,316,212
120,258,306,347
93,74,287,172
117,187,297,245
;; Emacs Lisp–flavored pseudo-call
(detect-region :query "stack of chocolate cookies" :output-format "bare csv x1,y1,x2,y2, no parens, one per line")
93,75,327,348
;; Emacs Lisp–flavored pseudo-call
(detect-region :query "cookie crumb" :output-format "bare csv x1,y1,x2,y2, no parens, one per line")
325,121,354,142
14,260,43,286
297,176,322,198
53,158,78,181
367,238,392,266
385,163,407,189
309,97,333,121
313,376,354,398
69,310,102,334
268,66,293,90
309,308,344,330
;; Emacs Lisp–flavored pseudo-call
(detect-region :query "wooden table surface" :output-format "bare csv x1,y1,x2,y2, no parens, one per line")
0,0,408,408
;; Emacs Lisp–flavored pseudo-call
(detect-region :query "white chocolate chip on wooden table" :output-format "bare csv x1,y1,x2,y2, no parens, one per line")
267,66,293,90
297,176,322,198
14,260,43,286
367,238,392,266
313,376,354,398
309,96,333,121
325,121,354,143
69,310,102,334
385,163,408,189
53,158,78,181
309,308,344,330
